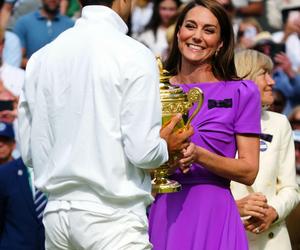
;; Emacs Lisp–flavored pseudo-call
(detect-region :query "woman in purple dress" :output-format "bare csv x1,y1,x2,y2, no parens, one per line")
148,1,261,249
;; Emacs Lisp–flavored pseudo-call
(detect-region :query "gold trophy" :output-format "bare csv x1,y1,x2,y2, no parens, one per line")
151,58,204,193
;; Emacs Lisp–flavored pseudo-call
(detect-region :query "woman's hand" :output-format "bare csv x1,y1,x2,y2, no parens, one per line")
168,142,197,175
236,192,268,218
178,142,197,173
244,206,278,234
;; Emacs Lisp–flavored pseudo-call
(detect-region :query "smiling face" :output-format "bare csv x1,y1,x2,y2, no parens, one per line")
254,70,275,106
177,6,223,66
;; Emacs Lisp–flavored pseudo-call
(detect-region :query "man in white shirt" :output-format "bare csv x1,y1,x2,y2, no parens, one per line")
18,0,194,248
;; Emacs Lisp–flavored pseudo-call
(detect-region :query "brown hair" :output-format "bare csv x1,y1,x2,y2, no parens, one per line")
165,0,238,81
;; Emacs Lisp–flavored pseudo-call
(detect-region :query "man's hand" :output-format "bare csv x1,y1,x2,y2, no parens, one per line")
160,114,194,155
274,52,296,78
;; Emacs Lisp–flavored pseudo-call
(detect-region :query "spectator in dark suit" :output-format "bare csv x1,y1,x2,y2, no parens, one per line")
0,122,45,250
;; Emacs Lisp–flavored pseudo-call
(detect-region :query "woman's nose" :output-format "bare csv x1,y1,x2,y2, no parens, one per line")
266,73,275,86
192,29,202,42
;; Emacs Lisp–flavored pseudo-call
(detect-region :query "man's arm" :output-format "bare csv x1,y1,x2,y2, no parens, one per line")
18,52,41,167
120,49,192,169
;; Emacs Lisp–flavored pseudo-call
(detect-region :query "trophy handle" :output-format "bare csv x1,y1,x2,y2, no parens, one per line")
186,87,204,127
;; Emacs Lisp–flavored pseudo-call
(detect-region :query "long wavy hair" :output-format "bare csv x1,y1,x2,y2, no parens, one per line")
165,0,239,81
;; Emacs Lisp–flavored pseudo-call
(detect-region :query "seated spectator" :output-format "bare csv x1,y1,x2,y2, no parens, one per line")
130,0,153,38
236,17,262,49
136,0,181,59
0,27,24,97
272,2,300,72
0,122,46,250
0,0,40,29
253,32,300,114
13,0,74,68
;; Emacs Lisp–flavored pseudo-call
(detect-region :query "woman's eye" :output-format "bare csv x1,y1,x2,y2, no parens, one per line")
204,29,215,34
185,23,195,29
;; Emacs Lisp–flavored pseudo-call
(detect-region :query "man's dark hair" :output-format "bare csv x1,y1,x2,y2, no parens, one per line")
79,0,114,7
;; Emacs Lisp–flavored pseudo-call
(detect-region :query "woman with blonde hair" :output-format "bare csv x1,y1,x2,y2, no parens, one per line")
231,49,299,250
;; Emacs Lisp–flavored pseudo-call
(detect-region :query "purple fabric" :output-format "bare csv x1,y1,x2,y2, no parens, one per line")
149,80,261,250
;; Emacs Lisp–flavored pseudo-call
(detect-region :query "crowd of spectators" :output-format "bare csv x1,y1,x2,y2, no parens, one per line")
0,0,299,249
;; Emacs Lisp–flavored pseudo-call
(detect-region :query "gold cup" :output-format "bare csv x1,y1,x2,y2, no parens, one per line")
151,58,204,193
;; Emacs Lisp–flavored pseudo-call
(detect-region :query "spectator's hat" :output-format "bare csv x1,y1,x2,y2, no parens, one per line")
281,0,300,11
293,130,300,143
253,31,274,46
0,122,15,141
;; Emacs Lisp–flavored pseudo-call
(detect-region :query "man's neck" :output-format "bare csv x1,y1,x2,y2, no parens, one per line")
40,9,58,20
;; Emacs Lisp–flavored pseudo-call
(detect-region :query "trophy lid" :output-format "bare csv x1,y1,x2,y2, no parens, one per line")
157,57,187,102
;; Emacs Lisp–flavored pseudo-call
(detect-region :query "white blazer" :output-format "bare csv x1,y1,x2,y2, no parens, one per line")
231,111,300,250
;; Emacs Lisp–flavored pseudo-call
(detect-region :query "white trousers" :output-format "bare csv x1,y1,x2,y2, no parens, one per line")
43,201,152,250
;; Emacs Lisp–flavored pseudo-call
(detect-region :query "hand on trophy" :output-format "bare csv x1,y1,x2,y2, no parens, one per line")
160,113,194,155
167,142,197,175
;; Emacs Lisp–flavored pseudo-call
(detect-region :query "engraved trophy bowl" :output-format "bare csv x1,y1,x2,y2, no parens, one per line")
151,58,204,193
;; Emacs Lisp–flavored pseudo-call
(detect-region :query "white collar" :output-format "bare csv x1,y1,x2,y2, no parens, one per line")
79,5,128,34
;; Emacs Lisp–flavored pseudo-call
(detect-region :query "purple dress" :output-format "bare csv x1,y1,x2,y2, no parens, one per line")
149,80,261,250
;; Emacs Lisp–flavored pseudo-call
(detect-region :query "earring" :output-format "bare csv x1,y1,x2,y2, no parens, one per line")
215,50,219,57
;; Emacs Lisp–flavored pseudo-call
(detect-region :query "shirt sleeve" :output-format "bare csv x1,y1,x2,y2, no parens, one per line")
120,46,168,169
268,116,300,223
234,80,261,135
13,17,27,49
3,31,22,68
18,51,41,168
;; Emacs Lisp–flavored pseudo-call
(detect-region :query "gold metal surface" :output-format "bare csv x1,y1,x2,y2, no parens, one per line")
151,58,204,193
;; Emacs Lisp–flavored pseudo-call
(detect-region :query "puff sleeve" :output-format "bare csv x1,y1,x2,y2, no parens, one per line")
234,80,261,135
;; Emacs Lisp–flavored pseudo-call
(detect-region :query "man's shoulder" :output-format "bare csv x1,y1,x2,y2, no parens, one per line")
57,14,74,26
15,10,38,23
121,35,155,60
